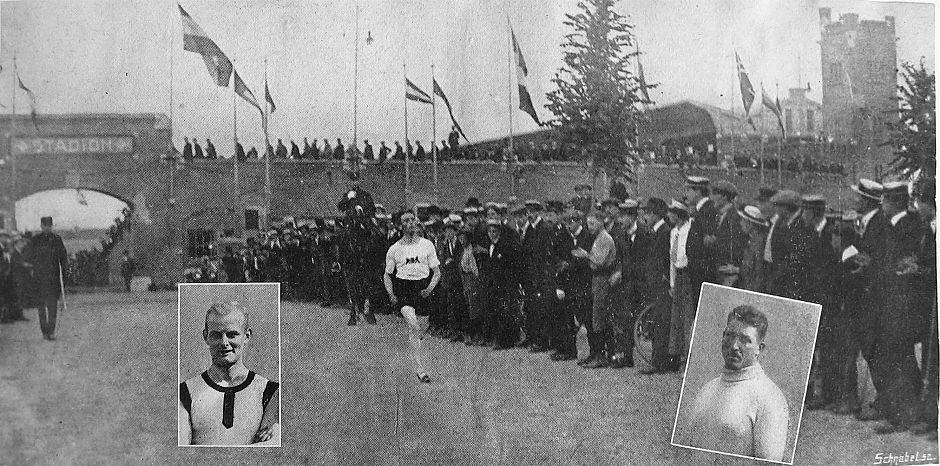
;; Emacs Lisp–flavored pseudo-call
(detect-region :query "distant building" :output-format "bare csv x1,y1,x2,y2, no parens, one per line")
818,8,898,145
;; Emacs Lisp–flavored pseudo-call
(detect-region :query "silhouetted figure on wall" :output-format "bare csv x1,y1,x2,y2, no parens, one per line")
235,141,246,161
378,141,390,163
205,139,217,159
394,141,404,160
333,138,345,160
276,139,288,159
363,140,374,161
290,140,301,159
183,137,193,159
193,139,204,158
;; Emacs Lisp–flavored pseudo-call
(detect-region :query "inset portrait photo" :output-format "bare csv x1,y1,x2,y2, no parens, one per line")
671,283,821,464
177,283,281,447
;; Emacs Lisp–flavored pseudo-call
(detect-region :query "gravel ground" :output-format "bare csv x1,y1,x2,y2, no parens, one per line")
0,291,936,465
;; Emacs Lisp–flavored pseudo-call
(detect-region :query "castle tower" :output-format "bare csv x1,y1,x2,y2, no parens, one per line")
818,8,898,147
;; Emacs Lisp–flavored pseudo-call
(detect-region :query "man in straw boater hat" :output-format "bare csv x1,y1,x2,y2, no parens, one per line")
734,204,770,293
25,216,68,341
666,199,706,369
868,181,925,434
845,178,890,422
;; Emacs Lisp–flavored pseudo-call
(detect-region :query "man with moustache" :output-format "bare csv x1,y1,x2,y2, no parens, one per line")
179,302,280,446
679,305,789,462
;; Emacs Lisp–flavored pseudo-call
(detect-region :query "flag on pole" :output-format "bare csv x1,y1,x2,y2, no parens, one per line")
15,66,39,130
406,78,432,104
432,79,468,142
510,26,540,125
734,51,757,129
637,60,651,102
761,84,785,137
178,4,233,87
233,71,261,113
265,79,276,113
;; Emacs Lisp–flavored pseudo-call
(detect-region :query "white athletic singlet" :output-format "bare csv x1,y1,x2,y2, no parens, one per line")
180,371,278,445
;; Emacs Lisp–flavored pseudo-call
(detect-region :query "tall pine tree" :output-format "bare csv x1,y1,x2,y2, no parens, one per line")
885,59,935,179
545,0,653,182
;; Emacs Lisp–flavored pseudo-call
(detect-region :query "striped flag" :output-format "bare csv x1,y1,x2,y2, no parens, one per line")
178,4,233,87
432,79,468,142
15,65,39,130
233,71,261,113
761,85,785,137
405,78,432,104
511,25,540,125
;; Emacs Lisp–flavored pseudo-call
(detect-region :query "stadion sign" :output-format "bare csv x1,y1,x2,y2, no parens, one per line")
12,136,135,156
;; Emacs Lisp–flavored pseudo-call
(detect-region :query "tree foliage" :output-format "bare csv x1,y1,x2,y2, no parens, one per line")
544,0,653,182
886,59,935,178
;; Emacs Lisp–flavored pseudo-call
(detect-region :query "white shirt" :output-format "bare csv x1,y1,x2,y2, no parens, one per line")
653,218,666,233
889,211,908,227
763,214,779,262
815,217,827,235
860,208,879,236
385,237,440,280
670,220,691,288
696,197,709,214
681,363,789,462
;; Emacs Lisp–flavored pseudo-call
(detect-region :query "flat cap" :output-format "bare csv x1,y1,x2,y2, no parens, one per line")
770,190,801,207
712,180,739,197
685,176,710,188
801,194,826,209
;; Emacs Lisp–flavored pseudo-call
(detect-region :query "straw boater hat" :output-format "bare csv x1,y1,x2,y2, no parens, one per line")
851,178,884,202
800,194,826,210
685,176,710,189
737,205,769,227
882,180,910,203
618,199,639,214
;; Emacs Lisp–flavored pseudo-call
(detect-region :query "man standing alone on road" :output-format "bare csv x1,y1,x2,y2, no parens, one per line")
26,216,68,341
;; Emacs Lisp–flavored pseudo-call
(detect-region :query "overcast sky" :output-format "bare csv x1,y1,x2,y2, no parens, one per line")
0,0,934,158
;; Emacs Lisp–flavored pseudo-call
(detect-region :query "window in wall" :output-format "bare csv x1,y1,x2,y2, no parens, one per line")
187,229,214,258
245,208,260,231
806,109,815,133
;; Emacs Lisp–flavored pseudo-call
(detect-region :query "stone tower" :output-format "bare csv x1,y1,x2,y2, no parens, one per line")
818,8,898,146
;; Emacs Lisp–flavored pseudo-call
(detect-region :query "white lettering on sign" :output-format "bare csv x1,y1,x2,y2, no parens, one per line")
11,136,135,155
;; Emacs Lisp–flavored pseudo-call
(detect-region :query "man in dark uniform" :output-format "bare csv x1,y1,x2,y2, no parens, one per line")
800,195,844,411
275,139,288,159
362,140,374,161
765,190,812,301
193,138,204,158
607,199,649,368
480,218,523,349
871,182,924,434
520,200,554,352
707,181,747,284
333,139,345,160
846,179,889,422
639,198,675,374
289,140,301,159
26,217,68,340
205,138,217,159
183,137,193,159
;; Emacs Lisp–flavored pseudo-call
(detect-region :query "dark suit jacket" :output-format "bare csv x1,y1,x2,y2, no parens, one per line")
521,219,554,292
644,221,672,294
436,236,463,290
711,205,747,269
25,232,68,298
768,214,813,301
480,237,522,294
883,211,924,331
692,198,719,237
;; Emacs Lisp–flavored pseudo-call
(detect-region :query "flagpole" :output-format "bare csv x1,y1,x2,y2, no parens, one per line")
10,53,17,232
403,61,411,208
233,60,241,235
431,63,438,201
776,82,782,186
730,54,736,172
353,2,360,155
506,14,515,198
263,58,272,225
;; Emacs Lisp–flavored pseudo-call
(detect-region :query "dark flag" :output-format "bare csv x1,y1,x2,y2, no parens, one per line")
735,51,757,129
762,85,786,137
15,66,39,130
432,79,468,142
179,4,233,87
511,26,540,125
265,79,276,113
405,78,433,104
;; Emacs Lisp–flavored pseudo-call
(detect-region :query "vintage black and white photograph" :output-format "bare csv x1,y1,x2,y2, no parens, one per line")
178,282,281,447
0,0,936,464
671,283,821,464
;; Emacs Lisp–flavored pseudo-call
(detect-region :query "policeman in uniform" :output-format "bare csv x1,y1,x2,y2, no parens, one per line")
26,216,68,340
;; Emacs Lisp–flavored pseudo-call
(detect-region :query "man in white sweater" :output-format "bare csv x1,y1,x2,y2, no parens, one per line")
677,305,789,462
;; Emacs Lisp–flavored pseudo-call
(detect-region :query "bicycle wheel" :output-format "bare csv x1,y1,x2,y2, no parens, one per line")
633,302,657,366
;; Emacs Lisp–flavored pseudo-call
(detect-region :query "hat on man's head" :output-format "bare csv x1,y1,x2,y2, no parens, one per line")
712,180,739,198
737,205,769,227
770,190,801,208
667,199,689,214
524,199,544,211
851,178,884,202
685,176,710,189
641,197,668,217
618,199,639,214
443,214,462,230
882,181,910,202
801,194,826,210
462,206,480,215
40,216,53,227
757,186,778,203
485,218,501,228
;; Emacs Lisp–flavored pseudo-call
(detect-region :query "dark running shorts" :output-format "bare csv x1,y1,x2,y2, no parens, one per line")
392,276,432,316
